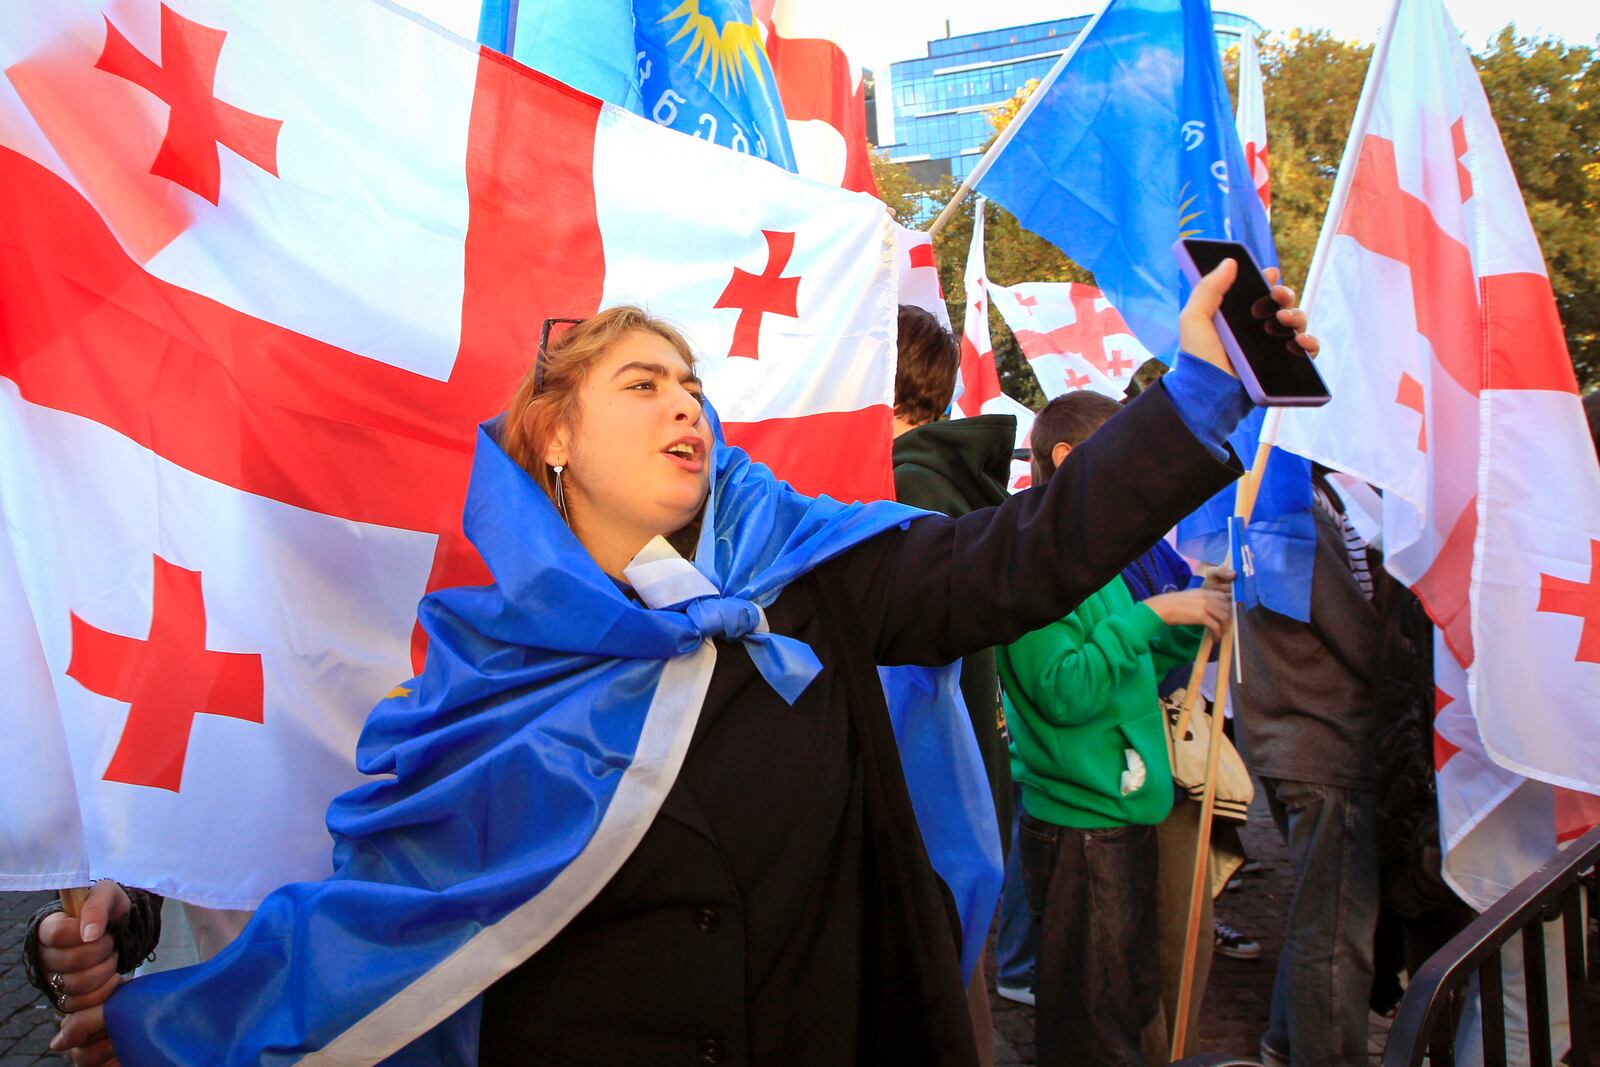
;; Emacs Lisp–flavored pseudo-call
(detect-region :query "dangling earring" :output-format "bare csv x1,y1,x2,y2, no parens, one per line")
551,464,569,523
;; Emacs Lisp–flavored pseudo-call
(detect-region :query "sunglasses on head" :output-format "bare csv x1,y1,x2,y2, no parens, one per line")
535,317,586,392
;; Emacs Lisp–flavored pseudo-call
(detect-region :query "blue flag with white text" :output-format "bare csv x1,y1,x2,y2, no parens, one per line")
976,0,1313,619
474,0,796,170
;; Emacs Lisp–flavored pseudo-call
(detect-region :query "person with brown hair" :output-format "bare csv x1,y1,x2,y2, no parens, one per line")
34,259,1314,1067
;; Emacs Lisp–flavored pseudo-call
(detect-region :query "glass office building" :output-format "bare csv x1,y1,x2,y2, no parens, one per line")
877,11,1263,184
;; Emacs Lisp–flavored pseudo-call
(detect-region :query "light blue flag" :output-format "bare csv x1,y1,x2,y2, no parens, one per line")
503,2,645,113
104,407,999,1064
474,1,795,169
976,0,1313,620
1168,0,1313,621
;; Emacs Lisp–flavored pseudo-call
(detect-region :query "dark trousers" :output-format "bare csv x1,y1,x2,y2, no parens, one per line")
1018,814,1162,1067
1260,777,1380,1067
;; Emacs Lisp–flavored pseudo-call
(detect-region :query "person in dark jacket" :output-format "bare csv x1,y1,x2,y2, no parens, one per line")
890,304,1016,848
1233,469,1386,1067
890,303,1017,1065
34,262,1318,1067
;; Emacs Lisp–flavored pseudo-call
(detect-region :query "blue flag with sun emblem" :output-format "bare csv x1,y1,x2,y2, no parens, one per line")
634,0,798,168
475,0,797,171
976,0,1314,620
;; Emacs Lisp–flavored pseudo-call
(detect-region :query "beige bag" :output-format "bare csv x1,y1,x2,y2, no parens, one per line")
1163,689,1254,824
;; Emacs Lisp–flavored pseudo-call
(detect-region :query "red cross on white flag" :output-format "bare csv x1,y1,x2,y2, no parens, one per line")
989,281,1154,401
753,0,878,196
1235,31,1270,215
1274,0,1600,910
895,224,949,329
0,0,896,905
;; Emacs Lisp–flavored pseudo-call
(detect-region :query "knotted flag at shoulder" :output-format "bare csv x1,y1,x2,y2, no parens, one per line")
104,408,999,1063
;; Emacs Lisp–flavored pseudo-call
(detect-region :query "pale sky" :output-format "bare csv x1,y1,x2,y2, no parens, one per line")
852,0,1599,75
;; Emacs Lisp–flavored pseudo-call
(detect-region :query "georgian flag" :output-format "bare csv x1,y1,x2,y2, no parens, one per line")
1235,30,1270,214
895,223,950,329
0,0,897,906
1273,0,1600,909
754,0,879,195
988,281,1154,401
951,198,1003,418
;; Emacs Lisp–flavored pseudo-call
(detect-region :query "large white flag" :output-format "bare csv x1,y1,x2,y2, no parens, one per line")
0,0,897,906
1274,0,1600,909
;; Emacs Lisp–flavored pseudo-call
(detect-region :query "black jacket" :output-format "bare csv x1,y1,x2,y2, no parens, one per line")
893,414,1018,852
479,385,1239,1067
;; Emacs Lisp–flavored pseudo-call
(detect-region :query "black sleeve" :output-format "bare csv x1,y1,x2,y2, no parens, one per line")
22,886,165,995
825,382,1243,667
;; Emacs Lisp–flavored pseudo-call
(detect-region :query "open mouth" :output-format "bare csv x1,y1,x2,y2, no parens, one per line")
662,437,705,469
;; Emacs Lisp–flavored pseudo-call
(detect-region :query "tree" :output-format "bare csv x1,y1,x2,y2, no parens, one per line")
869,148,937,226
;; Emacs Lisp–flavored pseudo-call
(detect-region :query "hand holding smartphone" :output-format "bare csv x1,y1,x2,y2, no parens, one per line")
1173,238,1330,407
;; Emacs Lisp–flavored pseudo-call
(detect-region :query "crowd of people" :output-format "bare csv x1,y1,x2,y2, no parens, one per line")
23,260,1587,1066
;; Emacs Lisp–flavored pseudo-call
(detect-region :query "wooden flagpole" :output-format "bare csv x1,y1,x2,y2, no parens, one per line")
1168,441,1272,1060
59,887,90,917
1168,625,1236,1060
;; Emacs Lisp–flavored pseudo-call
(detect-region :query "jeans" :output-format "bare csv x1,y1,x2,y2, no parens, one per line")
995,788,1038,988
1018,814,1162,1067
1260,778,1380,1067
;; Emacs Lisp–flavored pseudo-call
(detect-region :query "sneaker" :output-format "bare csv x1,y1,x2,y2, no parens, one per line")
996,983,1036,1007
1238,858,1264,875
1214,920,1262,960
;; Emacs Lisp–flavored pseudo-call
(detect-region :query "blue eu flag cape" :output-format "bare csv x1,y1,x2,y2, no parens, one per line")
975,0,1313,620
476,0,797,171
106,409,1000,1065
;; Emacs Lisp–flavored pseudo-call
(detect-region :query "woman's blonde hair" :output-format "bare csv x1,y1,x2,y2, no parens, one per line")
500,306,699,503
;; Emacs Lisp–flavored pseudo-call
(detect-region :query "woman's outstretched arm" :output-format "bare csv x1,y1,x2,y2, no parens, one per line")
835,374,1243,668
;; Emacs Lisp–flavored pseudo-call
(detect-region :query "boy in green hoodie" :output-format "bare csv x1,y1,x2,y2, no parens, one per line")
1000,391,1230,1067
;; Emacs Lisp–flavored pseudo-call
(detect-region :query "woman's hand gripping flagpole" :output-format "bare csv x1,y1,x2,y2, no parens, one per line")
40,881,129,1064
1168,262,1315,1060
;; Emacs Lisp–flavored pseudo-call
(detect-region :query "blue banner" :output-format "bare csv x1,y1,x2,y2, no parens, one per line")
976,0,1313,619
635,0,797,167
1228,515,1260,610
475,1,796,170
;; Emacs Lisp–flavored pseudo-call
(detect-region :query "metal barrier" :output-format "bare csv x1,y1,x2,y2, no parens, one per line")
1381,822,1600,1067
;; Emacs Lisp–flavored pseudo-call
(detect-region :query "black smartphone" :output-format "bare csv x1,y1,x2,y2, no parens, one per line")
1173,238,1330,407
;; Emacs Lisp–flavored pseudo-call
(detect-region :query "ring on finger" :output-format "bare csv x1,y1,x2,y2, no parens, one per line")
53,989,69,1012
49,971,66,994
